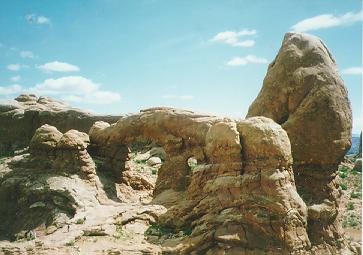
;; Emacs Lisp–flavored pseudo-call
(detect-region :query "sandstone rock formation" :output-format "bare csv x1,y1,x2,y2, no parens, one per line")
89,107,351,254
29,124,96,181
0,94,121,155
0,32,357,254
247,32,352,248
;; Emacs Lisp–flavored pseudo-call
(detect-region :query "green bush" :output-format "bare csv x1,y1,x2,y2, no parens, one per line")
65,240,75,246
340,184,348,190
339,172,348,179
343,215,359,228
113,225,130,240
76,218,85,224
151,168,157,175
351,169,360,175
339,166,349,173
135,159,147,164
346,202,355,210
350,191,361,199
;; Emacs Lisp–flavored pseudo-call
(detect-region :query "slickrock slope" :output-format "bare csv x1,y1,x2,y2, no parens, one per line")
0,94,121,155
247,32,353,249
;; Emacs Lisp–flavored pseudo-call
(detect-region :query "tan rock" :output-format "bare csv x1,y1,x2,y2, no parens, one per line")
28,125,96,181
246,32,352,248
90,108,312,254
0,94,121,154
29,124,63,152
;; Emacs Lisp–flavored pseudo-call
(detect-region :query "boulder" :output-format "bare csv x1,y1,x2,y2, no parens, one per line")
247,32,352,247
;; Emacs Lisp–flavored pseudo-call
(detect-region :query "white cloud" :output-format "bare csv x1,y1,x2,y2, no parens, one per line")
28,76,121,104
26,14,51,25
37,61,80,72
61,91,121,104
162,95,194,100
291,10,362,32
0,84,22,95
10,76,21,82
7,64,21,71
210,29,256,47
226,55,268,66
342,67,362,75
20,51,35,58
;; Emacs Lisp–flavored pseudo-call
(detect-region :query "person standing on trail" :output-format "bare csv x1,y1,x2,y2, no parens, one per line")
67,225,70,232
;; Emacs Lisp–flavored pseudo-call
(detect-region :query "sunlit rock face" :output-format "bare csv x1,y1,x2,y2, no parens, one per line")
0,94,121,155
29,124,97,181
89,108,313,254
247,32,352,249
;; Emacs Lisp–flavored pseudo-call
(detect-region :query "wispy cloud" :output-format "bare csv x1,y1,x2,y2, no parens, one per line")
20,51,35,59
342,66,362,75
37,61,80,72
10,76,21,82
7,64,23,71
210,29,256,47
28,76,121,104
162,95,194,100
0,84,22,95
291,10,362,32
226,55,268,66
26,14,51,25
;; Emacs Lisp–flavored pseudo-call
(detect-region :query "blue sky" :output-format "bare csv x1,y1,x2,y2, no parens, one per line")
0,0,362,133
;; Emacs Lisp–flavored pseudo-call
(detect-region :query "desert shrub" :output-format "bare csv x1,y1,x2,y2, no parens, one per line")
339,166,349,173
65,240,75,246
76,218,85,224
339,172,348,179
113,225,130,240
350,191,361,199
346,202,355,210
343,215,359,228
135,159,147,164
351,169,360,175
340,184,348,190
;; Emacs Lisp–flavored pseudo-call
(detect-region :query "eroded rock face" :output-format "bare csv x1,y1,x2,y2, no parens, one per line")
89,108,315,254
29,125,96,180
0,94,121,155
247,32,352,247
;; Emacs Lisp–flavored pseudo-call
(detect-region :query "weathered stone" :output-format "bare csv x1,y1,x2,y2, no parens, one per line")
0,95,121,155
89,108,312,254
29,124,63,152
28,125,96,181
247,32,352,248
